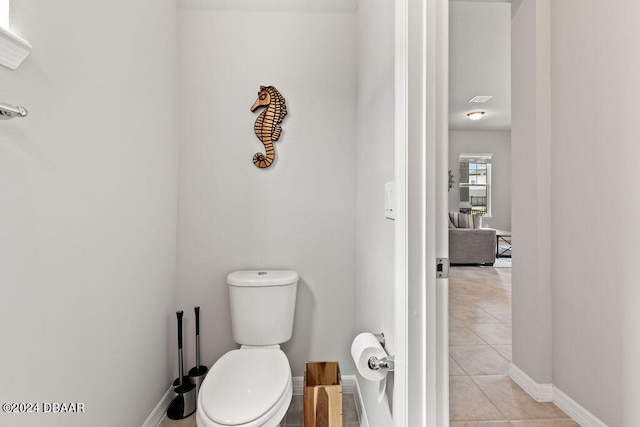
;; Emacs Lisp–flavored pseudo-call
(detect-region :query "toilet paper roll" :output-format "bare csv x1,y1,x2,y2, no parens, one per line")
351,332,388,381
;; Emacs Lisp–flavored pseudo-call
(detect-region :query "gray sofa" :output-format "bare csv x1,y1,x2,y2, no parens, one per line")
448,213,496,265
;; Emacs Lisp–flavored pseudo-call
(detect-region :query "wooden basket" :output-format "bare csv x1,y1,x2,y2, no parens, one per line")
303,361,343,427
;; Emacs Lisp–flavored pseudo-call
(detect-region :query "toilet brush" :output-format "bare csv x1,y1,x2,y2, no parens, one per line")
188,306,208,397
167,311,196,420
171,309,190,387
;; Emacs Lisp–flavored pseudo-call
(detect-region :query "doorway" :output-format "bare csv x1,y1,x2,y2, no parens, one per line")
447,0,516,423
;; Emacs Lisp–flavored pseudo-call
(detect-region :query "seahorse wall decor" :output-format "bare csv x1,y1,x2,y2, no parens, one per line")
250,85,287,168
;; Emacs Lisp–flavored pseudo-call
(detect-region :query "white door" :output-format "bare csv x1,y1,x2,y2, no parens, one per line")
395,0,449,425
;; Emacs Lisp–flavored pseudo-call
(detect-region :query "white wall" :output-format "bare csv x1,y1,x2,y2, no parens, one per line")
513,0,640,424
448,130,511,230
511,0,553,387
355,0,395,425
550,1,640,424
176,1,357,377
0,1,179,426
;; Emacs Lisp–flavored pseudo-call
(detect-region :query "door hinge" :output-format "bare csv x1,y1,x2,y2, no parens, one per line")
436,258,449,278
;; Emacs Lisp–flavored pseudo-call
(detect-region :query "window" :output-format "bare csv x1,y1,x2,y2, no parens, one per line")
459,153,492,217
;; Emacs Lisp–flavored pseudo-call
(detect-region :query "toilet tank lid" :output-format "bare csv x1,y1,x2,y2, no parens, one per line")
227,270,299,287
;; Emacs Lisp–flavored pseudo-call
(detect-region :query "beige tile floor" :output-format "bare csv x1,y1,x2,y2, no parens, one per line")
449,265,578,427
158,393,360,427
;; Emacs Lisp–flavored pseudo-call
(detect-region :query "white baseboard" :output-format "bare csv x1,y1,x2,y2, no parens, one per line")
292,374,357,395
292,376,304,395
141,386,174,427
353,376,370,427
510,363,608,427
553,386,608,427
509,363,553,402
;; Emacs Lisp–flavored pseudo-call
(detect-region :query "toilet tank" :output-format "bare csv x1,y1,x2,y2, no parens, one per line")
227,270,298,346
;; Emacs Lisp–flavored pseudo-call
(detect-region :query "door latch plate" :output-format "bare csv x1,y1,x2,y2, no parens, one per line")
436,258,449,278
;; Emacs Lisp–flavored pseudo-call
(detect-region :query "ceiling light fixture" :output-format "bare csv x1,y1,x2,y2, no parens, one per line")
467,111,485,121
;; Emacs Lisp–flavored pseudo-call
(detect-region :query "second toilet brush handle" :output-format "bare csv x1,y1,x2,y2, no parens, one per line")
195,306,200,336
176,310,184,386
177,310,184,349
194,306,201,369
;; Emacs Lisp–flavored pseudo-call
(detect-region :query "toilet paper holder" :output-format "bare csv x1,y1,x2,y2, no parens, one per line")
368,332,394,372
373,333,386,348
368,354,395,372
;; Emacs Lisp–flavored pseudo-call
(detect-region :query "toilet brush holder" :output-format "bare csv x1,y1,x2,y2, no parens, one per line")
167,311,196,420
188,306,208,397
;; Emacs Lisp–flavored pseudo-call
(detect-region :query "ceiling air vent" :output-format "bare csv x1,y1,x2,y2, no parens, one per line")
468,95,493,103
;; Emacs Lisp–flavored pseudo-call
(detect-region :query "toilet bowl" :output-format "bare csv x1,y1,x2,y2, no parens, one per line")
196,270,298,427
196,348,292,427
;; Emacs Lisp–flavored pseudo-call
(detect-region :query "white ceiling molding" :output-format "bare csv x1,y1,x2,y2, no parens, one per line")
179,0,358,14
0,26,31,70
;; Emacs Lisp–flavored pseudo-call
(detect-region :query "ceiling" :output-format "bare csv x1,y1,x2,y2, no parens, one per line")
449,0,511,131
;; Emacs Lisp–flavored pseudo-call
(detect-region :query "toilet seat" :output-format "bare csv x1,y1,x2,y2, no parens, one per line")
197,348,291,427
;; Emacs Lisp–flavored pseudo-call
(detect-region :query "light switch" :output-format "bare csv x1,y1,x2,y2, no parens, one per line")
385,181,395,220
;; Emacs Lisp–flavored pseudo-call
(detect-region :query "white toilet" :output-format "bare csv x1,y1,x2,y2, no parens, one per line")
196,270,298,427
